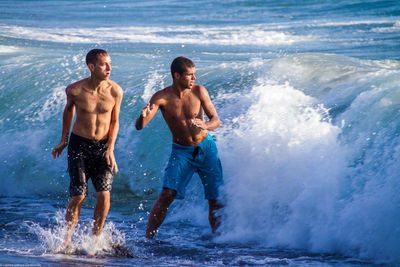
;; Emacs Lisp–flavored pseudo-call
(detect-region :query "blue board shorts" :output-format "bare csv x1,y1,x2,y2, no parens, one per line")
163,134,223,200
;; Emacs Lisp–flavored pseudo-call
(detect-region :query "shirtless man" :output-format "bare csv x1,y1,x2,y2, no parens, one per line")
136,56,223,239
52,49,123,249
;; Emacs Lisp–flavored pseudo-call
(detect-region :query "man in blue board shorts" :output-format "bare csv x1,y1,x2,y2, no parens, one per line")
136,56,224,239
52,49,123,250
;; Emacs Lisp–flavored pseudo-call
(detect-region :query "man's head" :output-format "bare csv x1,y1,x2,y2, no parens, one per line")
86,49,108,66
86,49,112,80
170,56,195,79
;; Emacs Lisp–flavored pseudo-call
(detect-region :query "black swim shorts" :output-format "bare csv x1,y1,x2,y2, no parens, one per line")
67,132,113,197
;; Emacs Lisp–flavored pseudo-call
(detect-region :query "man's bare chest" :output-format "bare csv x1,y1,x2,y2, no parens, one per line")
164,96,201,119
75,92,114,114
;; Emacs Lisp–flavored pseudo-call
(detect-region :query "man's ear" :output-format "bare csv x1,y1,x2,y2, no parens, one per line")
173,72,180,80
87,63,95,72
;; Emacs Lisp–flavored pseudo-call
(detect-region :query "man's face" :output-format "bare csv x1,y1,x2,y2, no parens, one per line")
177,67,196,89
90,54,112,80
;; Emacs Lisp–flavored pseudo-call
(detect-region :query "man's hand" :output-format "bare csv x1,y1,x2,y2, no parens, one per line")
52,141,67,159
191,118,208,130
141,103,156,118
106,149,119,173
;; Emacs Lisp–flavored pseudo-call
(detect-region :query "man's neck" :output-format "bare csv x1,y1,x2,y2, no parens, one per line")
88,76,107,92
171,83,189,99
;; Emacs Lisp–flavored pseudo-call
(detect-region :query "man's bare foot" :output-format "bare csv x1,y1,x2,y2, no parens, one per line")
85,234,100,257
145,229,157,239
57,242,72,254
61,239,71,252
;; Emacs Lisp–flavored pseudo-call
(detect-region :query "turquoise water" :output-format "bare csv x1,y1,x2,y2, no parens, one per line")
1,0,400,266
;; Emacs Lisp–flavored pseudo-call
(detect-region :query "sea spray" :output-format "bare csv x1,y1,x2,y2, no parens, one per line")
27,211,129,256
210,56,400,263
216,76,347,244
267,54,400,262
0,25,314,46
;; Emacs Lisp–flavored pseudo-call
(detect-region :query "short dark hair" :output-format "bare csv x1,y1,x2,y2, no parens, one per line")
85,49,108,65
170,56,195,78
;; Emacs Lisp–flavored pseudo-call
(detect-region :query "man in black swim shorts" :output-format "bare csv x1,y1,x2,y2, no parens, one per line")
52,49,123,250
68,133,114,197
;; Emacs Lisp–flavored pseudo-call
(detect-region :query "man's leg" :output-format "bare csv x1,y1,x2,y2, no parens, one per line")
208,199,223,234
93,191,110,237
63,195,86,249
146,188,176,239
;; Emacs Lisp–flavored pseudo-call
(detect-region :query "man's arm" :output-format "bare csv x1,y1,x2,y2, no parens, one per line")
106,85,123,173
135,93,161,130
52,86,75,158
192,85,220,130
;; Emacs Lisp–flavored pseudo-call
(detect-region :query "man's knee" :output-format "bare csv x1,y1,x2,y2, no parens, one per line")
159,188,177,204
70,195,86,206
67,195,86,217
96,191,110,203
208,199,223,211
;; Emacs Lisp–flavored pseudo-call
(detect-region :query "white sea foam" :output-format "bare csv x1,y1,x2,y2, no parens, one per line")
310,19,396,27
0,24,314,46
0,45,21,54
141,71,166,103
371,21,400,33
210,55,400,263
28,211,127,256
35,86,66,122
217,76,346,242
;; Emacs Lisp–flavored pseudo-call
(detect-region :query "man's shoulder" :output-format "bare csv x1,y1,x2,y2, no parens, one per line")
107,79,121,89
192,84,208,96
154,86,172,98
107,79,123,96
192,84,205,91
149,86,172,106
66,78,88,95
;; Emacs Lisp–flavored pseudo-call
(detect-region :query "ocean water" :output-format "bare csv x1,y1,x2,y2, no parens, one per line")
1,0,400,266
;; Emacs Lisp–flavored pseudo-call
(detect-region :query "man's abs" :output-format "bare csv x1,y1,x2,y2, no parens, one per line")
72,113,111,141
172,129,209,146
